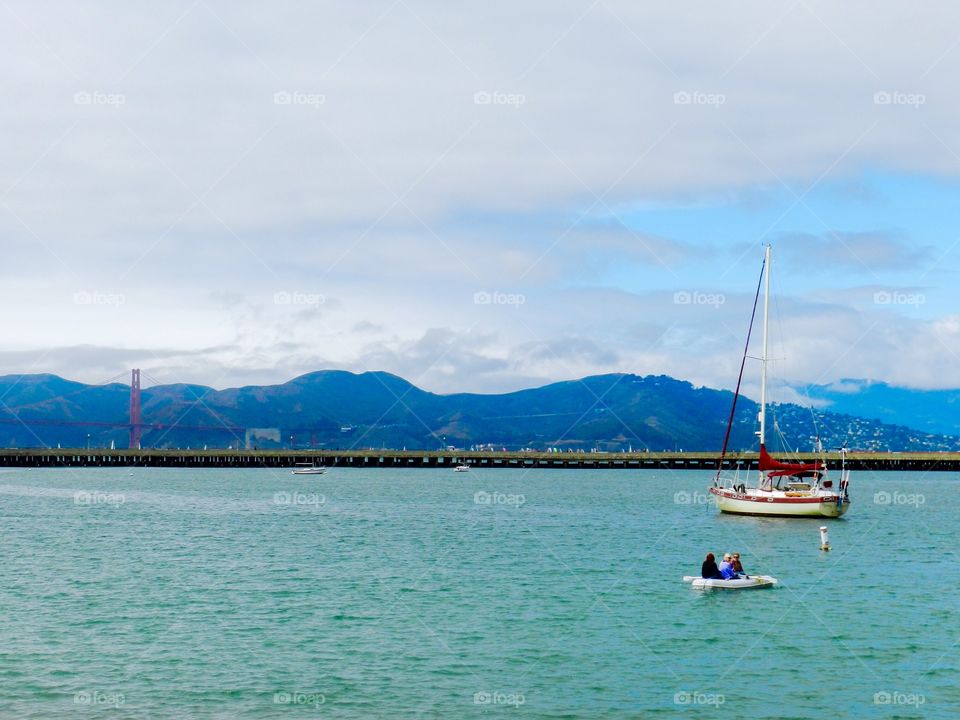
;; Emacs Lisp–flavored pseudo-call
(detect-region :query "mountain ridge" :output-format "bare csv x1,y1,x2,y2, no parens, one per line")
0,370,956,452
801,379,960,437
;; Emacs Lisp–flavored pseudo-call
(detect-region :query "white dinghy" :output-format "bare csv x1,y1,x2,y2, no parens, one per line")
682,575,778,590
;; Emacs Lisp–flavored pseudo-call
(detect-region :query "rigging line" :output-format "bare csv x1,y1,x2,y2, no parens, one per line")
807,405,822,447
772,414,795,458
136,370,241,442
716,252,766,477
140,371,215,402
768,259,824,459
97,371,130,386
140,371,167,388
769,267,788,409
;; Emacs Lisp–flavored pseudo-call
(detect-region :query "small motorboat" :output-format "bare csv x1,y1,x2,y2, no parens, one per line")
454,464,470,472
682,575,778,590
292,463,327,475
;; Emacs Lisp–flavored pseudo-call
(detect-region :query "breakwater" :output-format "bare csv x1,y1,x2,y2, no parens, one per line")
0,448,956,471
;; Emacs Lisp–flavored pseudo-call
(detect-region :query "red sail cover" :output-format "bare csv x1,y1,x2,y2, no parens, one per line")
759,444,822,475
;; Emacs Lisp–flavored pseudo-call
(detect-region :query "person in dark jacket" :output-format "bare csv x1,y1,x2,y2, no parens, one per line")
701,552,724,579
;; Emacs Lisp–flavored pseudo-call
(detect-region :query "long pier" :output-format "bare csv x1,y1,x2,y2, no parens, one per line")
0,448,958,471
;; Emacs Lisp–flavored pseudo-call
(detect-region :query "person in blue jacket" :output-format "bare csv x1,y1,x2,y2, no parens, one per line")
718,553,741,580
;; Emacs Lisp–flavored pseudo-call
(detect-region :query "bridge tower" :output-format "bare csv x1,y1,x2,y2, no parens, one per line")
129,368,142,449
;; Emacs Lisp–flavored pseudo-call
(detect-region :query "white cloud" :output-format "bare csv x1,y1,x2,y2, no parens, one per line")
2,2,960,392
777,231,930,272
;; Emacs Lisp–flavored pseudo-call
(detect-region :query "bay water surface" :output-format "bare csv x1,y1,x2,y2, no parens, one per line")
0,467,956,718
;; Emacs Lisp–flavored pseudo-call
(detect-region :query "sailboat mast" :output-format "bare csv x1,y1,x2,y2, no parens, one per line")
758,244,771,448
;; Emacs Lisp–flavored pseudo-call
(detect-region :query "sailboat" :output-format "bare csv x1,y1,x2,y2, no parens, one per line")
292,462,327,475
709,245,851,518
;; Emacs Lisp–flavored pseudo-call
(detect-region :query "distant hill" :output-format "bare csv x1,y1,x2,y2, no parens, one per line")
0,371,957,452
802,379,960,437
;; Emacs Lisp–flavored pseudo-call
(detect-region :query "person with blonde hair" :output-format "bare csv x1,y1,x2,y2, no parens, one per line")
718,553,741,580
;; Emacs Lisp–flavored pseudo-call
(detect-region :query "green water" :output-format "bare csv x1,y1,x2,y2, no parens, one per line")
0,467,956,718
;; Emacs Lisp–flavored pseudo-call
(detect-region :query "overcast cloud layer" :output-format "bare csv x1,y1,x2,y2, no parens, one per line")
3,1,960,397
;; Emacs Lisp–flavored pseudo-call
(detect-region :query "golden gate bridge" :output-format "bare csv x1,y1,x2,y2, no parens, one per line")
0,369,329,449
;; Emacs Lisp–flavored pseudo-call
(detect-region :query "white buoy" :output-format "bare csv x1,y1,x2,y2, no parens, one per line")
819,525,830,551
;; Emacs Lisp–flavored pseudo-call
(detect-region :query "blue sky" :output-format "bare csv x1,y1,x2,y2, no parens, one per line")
601,173,958,310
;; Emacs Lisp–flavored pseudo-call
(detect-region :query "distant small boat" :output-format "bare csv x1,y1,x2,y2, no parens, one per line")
682,575,778,590
292,463,327,475
454,464,470,472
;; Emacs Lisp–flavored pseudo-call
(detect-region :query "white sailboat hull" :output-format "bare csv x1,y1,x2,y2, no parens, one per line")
710,487,848,518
